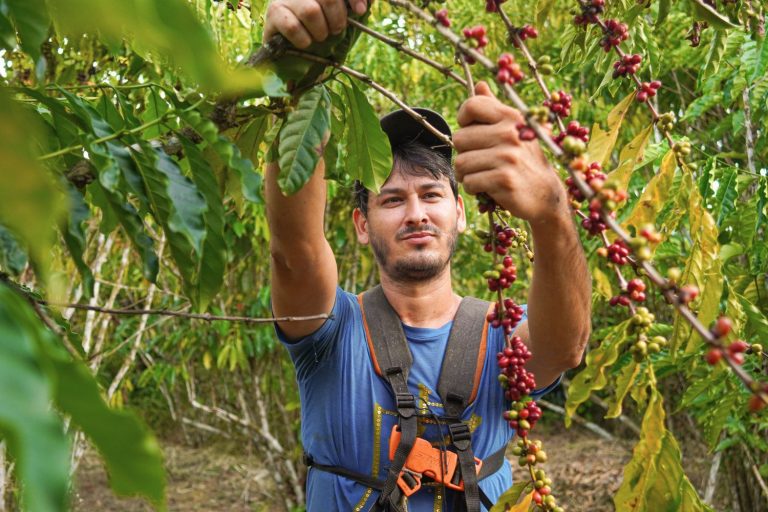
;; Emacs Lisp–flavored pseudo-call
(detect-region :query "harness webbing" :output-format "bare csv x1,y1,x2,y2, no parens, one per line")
359,286,494,512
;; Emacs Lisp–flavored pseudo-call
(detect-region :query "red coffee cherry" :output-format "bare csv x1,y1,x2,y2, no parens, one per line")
543,90,572,118
711,316,732,338
435,8,451,27
613,53,642,78
497,53,525,84
600,19,629,52
636,80,662,102
705,348,723,365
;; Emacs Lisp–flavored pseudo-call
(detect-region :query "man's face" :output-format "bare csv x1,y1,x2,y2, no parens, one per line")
353,169,466,283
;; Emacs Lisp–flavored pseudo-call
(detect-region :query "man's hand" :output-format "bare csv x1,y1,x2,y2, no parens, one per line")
264,0,369,49
453,82,568,226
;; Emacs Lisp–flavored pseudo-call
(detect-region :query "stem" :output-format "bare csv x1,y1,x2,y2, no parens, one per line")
347,18,468,88
495,5,565,133
284,49,454,150
37,300,332,324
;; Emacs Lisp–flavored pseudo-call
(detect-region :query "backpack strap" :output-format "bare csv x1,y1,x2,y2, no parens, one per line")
360,285,417,512
440,297,492,512
438,297,493,412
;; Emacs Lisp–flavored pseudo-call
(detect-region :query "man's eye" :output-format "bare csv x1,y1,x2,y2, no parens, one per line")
383,197,402,204
423,193,441,199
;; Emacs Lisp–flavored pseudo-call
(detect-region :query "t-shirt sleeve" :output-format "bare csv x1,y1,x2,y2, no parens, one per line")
274,286,355,381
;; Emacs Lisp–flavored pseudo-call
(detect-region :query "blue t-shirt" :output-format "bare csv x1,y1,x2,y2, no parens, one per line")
277,287,559,511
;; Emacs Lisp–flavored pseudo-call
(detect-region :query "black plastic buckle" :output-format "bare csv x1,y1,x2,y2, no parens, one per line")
448,422,472,450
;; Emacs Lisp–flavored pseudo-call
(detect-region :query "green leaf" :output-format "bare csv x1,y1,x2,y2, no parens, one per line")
6,0,49,62
0,90,65,278
133,143,206,254
141,88,170,139
565,320,631,427
735,292,768,343
0,224,27,275
614,388,712,511
750,37,768,83
87,147,159,282
703,30,727,76
51,357,166,507
656,0,671,26
339,78,392,193
0,283,70,512
61,183,95,298
277,85,331,195
131,143,207,300
713,166,739,226
490,480,531,512
688,0,739,29
587,92,636,167
178,108,263,204
0,6,17,51
536,0,556,27
179,137,226,311
47,0,277,94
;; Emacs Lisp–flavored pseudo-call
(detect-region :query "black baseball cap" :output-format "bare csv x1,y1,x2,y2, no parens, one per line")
379,108,453,163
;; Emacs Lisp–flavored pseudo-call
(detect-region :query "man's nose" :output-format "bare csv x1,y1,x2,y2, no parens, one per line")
403,196,428,225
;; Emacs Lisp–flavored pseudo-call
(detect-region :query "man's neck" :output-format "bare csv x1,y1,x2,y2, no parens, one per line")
378,267,461,328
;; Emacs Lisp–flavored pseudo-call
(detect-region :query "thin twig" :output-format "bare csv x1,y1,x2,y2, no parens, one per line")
38,300,333,324
347,18,468,88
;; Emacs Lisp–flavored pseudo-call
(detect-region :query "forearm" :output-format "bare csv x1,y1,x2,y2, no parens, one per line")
526,209,591,382
266,158,329,260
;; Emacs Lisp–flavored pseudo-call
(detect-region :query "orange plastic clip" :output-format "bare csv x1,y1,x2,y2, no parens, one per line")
387,425,482,496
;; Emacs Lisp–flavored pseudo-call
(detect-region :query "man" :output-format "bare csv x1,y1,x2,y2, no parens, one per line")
264,1,591,510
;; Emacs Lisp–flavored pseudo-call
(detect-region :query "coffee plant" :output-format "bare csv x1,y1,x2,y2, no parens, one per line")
0,1,766,511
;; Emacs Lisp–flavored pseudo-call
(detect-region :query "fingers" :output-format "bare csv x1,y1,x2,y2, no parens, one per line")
457,96,502,127
454,149,517,183
320,0,348,35
453,123,520,153
459,167,512,197
294,1,330,42
265,0,362,48
474,80,494,98
265,2,313,48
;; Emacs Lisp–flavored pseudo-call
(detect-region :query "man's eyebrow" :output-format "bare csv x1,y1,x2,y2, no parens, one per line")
377,181,446,197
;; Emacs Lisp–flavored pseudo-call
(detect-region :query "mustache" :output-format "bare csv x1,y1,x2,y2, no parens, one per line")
397,225,441,239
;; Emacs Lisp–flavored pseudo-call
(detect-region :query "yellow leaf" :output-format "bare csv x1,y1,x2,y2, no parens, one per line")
592,266,614,300
606,124,654,191
623,150,677,234
587,91,636,167
509,490,534,511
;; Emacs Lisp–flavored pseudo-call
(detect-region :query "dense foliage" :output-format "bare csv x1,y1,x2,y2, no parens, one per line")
0,0,766,510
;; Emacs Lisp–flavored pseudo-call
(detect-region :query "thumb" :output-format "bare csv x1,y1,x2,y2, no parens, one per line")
474,81,495,98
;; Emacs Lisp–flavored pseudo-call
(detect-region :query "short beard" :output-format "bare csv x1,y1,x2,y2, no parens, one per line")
369,225,459,284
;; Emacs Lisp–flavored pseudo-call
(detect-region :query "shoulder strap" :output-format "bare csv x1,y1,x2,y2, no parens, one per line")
439,296,491,512
359,285,413,379
360,285,417,512
438,296,493,416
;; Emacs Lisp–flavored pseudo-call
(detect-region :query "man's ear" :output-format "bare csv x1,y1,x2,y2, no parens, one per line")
353,208,370,244
456,194,467,233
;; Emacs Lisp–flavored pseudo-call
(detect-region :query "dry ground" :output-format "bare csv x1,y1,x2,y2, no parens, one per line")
72,422,695,511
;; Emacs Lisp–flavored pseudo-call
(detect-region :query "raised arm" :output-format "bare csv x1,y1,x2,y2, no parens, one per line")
263,0,367,340
266,159,337,340
453,81,591,387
